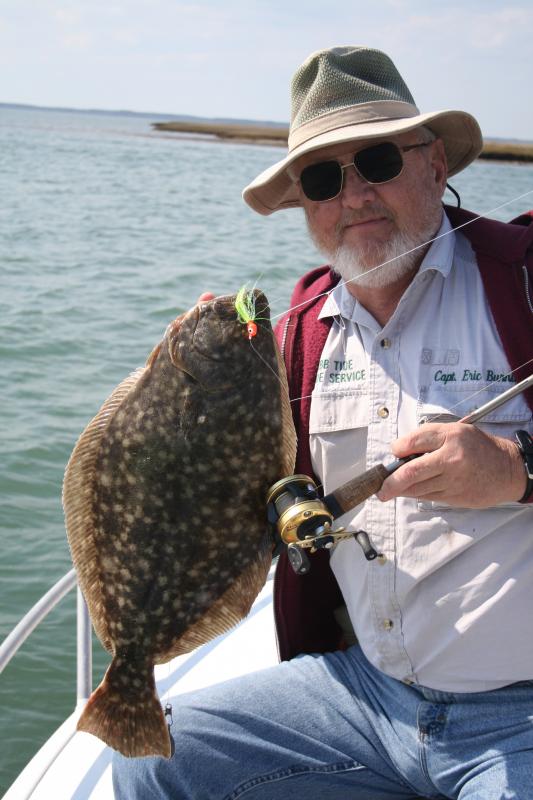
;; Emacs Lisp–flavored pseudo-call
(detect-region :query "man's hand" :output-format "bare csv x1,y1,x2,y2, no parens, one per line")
377,422,527,508
197,293,216,303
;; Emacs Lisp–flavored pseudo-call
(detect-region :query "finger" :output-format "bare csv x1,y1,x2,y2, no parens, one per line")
390,423,449,458
379,474,448,501
377,454,443,501
197,292,216,303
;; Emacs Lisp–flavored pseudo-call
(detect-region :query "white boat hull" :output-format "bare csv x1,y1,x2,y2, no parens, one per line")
4,569,278,800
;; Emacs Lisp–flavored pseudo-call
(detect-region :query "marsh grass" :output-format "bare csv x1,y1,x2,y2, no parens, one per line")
153,121,533,162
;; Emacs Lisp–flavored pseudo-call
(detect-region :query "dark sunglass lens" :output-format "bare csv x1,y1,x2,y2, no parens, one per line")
355,142,403,184
300,161,342,201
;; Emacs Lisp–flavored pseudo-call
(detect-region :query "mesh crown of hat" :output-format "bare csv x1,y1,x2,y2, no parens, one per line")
291,47,417,129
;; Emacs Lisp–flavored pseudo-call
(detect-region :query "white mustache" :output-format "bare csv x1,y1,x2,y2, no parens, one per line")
335,206,394,234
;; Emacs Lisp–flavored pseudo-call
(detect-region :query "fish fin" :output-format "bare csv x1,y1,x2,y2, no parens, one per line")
273,336,297,477
156,539,273,661
77,654,171,758
147,312,188,370
63,367,145,651
146,340,163,368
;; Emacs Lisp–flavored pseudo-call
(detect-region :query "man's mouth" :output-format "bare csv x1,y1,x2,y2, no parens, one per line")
336,209,393,235
347,216,387,227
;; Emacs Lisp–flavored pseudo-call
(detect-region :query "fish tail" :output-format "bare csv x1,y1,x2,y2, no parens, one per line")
76,653,171,758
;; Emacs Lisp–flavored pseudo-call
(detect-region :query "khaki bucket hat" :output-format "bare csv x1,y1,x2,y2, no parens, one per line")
243,46,483,215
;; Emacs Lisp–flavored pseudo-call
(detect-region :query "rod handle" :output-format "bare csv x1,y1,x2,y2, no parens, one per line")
325,463,390,517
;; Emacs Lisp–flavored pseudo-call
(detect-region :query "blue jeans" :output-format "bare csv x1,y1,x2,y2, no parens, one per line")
112,645,533,799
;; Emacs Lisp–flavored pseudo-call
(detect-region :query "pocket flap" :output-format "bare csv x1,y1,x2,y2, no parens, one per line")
310,389,369,434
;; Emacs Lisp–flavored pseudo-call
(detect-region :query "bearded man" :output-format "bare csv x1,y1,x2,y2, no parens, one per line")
114,46,533,800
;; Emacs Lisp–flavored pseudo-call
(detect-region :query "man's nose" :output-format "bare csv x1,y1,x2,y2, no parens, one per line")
339,163,377,207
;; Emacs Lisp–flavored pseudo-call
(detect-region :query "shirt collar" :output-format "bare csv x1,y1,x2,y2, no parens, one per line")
318,211,456,323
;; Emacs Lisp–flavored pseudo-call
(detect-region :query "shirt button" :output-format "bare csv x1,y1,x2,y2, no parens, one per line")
380,338,391,349
382,619,394,631
377,554,387,565
377,406,389,419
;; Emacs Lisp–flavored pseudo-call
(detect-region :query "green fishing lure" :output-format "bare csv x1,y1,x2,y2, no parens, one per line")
235,286,259,339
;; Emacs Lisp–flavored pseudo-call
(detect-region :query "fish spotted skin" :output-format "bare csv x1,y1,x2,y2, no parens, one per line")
63,291,296,757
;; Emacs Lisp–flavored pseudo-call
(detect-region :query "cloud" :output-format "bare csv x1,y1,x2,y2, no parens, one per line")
53,7,83,26
0,0,532,137
467,7,533,48
387,6,533,51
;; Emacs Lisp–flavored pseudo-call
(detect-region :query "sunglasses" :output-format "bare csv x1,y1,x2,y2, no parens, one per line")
299,141,432,202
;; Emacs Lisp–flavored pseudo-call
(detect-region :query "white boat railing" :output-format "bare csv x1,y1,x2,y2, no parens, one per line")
0,569,92,707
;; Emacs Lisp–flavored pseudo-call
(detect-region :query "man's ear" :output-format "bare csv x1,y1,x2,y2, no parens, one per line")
431,138,448,195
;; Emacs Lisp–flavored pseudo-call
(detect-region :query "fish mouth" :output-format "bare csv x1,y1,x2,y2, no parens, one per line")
169,302,248,393
167,309,199,379
191,296,245,363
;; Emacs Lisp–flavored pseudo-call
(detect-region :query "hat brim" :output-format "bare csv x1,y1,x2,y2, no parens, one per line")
242,110,483,215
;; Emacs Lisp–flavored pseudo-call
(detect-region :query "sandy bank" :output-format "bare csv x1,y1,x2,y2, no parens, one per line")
152,121,533,163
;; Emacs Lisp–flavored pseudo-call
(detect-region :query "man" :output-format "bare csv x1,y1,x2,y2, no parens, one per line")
114,46,533,799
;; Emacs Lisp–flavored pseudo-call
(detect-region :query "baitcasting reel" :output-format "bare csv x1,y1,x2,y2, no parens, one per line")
266,475,379,575
266,375,533,575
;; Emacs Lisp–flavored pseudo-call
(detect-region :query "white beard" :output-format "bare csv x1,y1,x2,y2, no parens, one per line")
331,228,431,288
306,201,443,289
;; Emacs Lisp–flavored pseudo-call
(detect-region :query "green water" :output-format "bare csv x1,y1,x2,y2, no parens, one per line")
1,105,532,794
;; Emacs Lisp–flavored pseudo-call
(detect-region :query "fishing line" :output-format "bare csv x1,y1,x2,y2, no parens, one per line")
247,321,532,423
257,186,533,417
268,187,533,322
248,336,287,384
246,336,532,501
282,358,533,500
288,357,533,419
246,324,532,462
233,287,292,386
238,187,533,457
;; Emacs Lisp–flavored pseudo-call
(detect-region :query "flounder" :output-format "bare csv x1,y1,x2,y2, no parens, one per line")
63,290,296,758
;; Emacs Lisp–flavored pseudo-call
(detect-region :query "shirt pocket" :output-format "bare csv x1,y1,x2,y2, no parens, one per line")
415,389,532,512
309,388,369,435
309,390,370,490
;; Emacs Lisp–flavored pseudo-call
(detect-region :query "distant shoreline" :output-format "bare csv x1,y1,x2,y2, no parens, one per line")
152,120,533,163
2,103,531,162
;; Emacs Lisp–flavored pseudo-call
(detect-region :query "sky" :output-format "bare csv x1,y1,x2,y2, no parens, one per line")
1,0,532,140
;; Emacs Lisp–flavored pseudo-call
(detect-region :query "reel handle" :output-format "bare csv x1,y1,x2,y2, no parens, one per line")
287,543,311,575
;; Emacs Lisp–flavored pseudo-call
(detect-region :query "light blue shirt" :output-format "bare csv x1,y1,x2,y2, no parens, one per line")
310,212,533,692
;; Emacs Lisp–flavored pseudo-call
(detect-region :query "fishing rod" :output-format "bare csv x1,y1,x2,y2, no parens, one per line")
267,373,533,574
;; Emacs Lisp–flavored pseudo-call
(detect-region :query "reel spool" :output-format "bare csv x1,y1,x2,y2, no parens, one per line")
266,475,332,574
266,475,333,544
266,475,378,574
